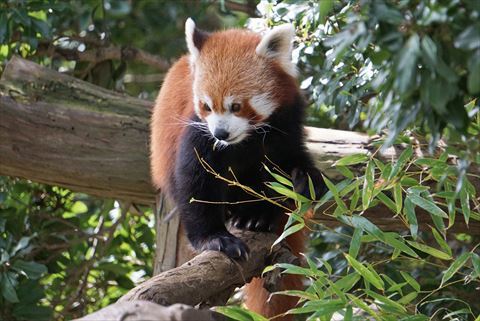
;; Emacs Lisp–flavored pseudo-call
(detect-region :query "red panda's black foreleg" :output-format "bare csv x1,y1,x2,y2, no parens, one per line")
171,119,250,260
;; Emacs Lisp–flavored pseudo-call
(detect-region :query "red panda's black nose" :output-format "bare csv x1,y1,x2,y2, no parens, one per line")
214,129,230,141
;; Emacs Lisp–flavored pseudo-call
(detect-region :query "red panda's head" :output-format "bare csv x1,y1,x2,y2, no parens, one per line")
185,18,299,146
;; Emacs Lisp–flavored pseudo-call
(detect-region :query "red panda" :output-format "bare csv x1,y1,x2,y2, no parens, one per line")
150,18,326,319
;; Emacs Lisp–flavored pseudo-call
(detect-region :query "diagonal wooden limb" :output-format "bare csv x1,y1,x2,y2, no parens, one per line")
118,230,295,306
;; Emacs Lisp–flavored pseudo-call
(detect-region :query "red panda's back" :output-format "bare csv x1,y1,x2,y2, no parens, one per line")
150,56,194,191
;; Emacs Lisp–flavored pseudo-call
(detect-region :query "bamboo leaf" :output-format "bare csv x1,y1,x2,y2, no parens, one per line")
407,193,448,218
383,234,418,258
400,271,420,292
344,254,384,290
323,175,349,214
214,306,268,321
365,289,407,313
349,228,363,259
406,240,452,260
441,252,470,285
430,227,452,257
389,145,413,180
267,182,310,202
377,192,397,213
362,161,375,210
460,187,471,225
394,183,403,214
334,153,369,166
272,223,304,248
472,253,480,278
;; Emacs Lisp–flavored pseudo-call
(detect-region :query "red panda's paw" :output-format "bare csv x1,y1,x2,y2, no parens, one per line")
199,231,250,260
292,167,327,200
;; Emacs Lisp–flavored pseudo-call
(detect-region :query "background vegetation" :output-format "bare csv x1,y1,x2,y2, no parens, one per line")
0,0,479,320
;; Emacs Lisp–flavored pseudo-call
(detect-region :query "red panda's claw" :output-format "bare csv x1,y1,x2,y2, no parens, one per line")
201,232,250,260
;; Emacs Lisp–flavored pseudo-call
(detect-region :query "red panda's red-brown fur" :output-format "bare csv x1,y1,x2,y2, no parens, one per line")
150,20,325,320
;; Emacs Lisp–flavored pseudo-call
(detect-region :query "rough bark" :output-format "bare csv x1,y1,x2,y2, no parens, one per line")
1,57,479,235
120,229,297,306
73,301,223,321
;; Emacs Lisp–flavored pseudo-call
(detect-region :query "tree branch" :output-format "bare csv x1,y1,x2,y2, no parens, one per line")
35,42,171,71
74,229,295,321
118,229,296,306
73,301,223,321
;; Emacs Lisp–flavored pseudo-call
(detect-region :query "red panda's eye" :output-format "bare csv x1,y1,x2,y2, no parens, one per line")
231,103,241,113
203,103,211,112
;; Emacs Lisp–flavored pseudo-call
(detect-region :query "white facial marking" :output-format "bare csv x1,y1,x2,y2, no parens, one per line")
223,95,235,111
205,113,250,145
249,93,277,118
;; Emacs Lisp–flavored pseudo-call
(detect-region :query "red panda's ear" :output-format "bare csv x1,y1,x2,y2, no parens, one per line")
185,18,209,63
256,24,297,77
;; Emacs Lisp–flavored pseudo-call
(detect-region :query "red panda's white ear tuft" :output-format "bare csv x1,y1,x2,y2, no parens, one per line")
185,18,209,65
256,24,297,77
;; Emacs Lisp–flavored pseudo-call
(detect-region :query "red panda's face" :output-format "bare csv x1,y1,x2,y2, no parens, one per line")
185,19,298,146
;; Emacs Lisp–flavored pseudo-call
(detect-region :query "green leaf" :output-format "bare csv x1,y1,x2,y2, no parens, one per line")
288,299,344,315
441,252,470,285
272,222,304,248
342,215,384,240
307,175,315,200
365,289,407,313
334,154,369,166
362,161,375,210
264,165,293,187
334,273,361,294
468,52,480,94
336,165,354,179
421,36,438,70
395,34,420,94
460,186,471,225
397,291,418,305
349,228,363,259
377,192,396,213
12,260,47,279
272,289,318,301
389,146,413,180
472,253,480,278
383,234,418,258
273,263,314,277
1,272,19,303
454,24,480,50
347,293,380,319
0,12,7,43
406,240,452,260
214,306,268,321
71,201,88,214
12,305,52,321
400,271,420,292
344,306,353,321
430,227,452,257
393,183,403,214
323,175,349,214
406,193,448,218
267,182,310,202
344,254,384,290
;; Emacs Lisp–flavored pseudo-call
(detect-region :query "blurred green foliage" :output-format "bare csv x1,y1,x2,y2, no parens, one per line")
1,0,480,320
0,177,155,320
